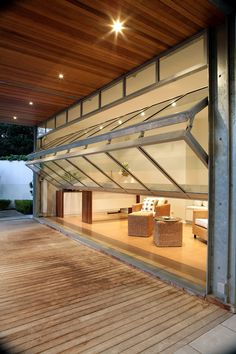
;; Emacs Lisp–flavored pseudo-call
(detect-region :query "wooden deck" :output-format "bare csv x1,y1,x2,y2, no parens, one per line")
0,219,231,354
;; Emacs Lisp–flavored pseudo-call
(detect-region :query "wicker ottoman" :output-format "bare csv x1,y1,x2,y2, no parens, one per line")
128,212,153,237
154,220,183,246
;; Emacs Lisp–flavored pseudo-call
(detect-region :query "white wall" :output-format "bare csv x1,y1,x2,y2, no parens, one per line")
0,161,33,202
64,191,136,215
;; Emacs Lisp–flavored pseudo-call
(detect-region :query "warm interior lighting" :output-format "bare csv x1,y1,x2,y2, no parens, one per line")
99,125,103,130
171,102,177,107
29,101,33,105
141,112,145,116
118,120,122,124
58,73,64,79
13,116,17,120
112,19,124,34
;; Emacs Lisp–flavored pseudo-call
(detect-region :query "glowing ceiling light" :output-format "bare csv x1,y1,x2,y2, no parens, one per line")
58,73,64,79
141,112,145,116
112,19,124,34
99,125,103,130
13,116,17,120
29,101,33,105
118,120,122,124
171,102,177,107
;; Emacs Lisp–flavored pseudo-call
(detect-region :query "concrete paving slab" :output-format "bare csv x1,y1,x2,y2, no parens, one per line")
190,324,236,354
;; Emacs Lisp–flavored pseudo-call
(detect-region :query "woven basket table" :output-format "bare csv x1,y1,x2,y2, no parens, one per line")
154,219,183,247
128,212,153,237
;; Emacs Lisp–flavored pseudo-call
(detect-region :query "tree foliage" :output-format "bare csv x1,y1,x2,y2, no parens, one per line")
0,124,34,157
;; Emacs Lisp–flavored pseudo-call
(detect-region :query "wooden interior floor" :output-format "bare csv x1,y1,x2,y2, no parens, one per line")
50,213,207,288
0,219,231,354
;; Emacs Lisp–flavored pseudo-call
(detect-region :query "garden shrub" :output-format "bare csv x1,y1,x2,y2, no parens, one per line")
0,199,11,210
15,200,33,214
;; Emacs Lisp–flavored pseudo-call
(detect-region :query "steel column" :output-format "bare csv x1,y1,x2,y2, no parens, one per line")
208,18,236,309
33,127,40,217
228,14,236,310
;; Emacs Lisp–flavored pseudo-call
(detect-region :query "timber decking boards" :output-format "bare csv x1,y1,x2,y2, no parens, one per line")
50,214,207,288
0,219,231,354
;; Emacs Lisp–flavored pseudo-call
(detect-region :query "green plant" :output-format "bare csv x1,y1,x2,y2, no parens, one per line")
0,155,27,161
15,200,33,214
63,172,82,183
120,162,129,177
0,199,11,210
29,181,33,195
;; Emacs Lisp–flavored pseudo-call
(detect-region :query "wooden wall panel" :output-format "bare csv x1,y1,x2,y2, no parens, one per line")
56,190,64,218
82,191,92,224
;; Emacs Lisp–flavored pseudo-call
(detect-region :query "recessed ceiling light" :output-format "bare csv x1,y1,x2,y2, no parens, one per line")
13,116,17,120
118,120,122,124
171,102,177,107
99,125,103,130
112,19,124,34
58,73,64,79
141,112,145,116
29,101,33,105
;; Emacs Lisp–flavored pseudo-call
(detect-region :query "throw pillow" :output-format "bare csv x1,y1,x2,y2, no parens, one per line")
141,198,158,213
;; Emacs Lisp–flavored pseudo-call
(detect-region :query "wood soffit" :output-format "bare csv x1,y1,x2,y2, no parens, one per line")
0,0,224,126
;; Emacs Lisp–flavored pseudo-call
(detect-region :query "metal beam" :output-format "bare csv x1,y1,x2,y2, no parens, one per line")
26,130,185,165
28,112,190,160
184,131,208,168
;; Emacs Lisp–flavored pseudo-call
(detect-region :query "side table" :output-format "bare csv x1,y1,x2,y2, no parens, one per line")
154,218,183,247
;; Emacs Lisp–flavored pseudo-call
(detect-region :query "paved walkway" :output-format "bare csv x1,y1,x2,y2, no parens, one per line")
0,219,235,354
0,209,32,221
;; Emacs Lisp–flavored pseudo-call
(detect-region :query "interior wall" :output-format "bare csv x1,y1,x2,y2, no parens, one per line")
64,192,136,216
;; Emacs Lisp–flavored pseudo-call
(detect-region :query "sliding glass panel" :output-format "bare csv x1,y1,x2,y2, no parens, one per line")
101,81,123,106
83,94,99,115
36,163,72,187
145,122,187,137
68,156,119,189
191,107,208,153
148,88,208,121
68,103,81,122
143,141,208,193
160,37,206,80
111,99,177,131
85,111,142,138
30,164,62,187
56,112,67,128
37,124,45,138
110,148,179,191
54,160,99,188
88,153,146,190
126,63,156,95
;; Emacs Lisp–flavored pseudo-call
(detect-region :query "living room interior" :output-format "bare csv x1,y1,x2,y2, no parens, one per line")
28,34,209,293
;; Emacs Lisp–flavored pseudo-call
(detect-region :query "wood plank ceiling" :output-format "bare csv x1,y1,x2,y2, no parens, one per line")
0,0,224,126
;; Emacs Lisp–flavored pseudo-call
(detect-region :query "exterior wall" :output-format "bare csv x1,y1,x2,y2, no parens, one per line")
0,161,33,203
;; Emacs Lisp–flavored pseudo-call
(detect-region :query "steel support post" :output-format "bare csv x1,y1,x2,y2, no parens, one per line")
208,16,236,309
228,14,236,310
33,127,41,217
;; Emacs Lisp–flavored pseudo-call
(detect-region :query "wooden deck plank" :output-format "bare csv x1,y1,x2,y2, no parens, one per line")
0,219,231,354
